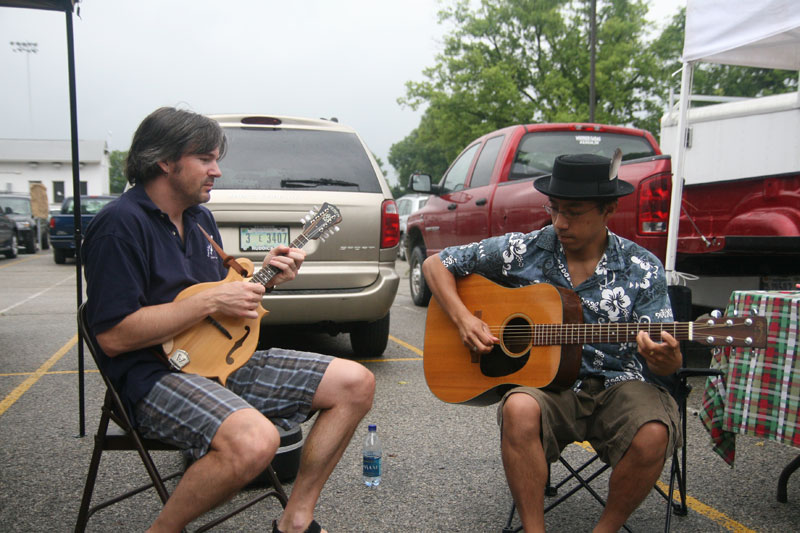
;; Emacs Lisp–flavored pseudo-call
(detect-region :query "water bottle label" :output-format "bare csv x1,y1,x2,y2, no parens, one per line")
363,456,381,477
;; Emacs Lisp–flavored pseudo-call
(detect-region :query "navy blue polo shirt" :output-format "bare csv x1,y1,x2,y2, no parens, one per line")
82,185,227,412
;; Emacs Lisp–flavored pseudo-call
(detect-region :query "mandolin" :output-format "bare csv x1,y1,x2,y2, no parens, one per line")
423,274,767,405
161,202,342,384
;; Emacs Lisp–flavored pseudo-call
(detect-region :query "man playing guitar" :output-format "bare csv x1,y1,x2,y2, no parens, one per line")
422,152,682,533
82,107,373,533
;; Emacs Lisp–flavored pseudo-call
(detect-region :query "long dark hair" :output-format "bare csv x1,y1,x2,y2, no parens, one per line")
125,107,227,185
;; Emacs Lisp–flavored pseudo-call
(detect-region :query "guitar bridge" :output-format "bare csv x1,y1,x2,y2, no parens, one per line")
168,349,190,371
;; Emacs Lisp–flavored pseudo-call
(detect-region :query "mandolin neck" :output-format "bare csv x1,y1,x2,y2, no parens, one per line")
249,234,310,288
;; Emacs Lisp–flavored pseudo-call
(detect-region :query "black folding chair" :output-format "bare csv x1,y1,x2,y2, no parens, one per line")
502,286,721,532
75,302,288,532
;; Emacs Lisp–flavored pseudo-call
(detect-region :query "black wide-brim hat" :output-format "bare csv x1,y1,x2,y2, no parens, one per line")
533,153,634,199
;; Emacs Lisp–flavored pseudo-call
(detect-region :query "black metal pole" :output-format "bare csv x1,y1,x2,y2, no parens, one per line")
589,0,597,123
65,2,85,437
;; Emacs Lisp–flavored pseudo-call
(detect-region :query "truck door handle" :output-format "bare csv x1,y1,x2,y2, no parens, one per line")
475,198,487,206
447,203,457,210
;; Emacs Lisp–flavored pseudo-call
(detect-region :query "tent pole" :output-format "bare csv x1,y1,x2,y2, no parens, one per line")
665,61,694,286
64,2,85,437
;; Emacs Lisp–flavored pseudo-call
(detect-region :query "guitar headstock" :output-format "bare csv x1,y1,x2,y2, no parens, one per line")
693,314,768,348
300,203,342,242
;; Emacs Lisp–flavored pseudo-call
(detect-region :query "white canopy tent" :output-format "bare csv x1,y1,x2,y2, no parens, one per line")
665,0,800,282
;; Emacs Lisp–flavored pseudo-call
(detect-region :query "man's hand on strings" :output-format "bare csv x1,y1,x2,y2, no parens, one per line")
207,281,265,319
637,330,682,376
457,313,499,354
262,245,306,287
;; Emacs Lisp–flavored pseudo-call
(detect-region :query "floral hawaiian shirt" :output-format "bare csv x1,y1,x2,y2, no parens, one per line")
438,225,674,388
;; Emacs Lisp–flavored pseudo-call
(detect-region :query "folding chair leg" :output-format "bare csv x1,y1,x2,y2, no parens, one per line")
75,408,112,532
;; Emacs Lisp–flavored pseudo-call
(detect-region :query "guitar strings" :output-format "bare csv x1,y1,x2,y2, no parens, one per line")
476,322,756,344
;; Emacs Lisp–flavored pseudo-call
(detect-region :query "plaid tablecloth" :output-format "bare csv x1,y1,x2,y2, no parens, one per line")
700,290,800,465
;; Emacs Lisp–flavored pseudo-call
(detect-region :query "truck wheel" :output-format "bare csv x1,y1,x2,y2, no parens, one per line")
409,246,432,307
53,248,66,264
24,232,38,254
350,312,390,357
4,234,18,259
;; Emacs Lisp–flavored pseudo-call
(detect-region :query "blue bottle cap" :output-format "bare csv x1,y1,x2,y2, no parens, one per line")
368,424,376,431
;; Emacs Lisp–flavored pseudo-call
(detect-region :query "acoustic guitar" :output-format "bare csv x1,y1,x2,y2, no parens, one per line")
161,202,342,384
423,274,767,405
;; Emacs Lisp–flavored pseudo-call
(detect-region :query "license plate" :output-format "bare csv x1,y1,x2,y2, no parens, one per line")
239,226,289,251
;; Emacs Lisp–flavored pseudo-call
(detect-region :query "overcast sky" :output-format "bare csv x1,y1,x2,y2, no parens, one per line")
0,0,684,184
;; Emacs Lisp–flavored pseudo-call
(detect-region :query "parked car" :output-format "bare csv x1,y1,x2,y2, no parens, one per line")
0,192,49,254
0,209,17,258
206,114,400,357
396,193,429,260
49,195,117,264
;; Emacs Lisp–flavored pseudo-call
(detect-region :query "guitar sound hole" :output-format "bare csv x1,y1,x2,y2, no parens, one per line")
501,315,532,357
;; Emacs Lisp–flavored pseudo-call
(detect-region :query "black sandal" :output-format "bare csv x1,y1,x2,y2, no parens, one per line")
272,519,322,533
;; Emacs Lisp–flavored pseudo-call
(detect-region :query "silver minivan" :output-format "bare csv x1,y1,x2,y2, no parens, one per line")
206,114,400,357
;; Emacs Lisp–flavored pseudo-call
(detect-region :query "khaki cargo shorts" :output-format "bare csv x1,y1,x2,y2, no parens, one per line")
497,378,681,467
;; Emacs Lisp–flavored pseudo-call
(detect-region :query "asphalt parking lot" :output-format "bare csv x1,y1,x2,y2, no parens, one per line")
1,251,798,532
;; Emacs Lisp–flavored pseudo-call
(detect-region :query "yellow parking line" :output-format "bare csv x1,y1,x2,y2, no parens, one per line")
0,254,40,269
389,335,423,357
0,334,77,416
654,481,756,532
0,369,98,377
574,430,754,530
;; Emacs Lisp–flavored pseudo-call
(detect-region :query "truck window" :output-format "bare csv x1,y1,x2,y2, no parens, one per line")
468,135,505,189
440,143,480,194
510,131,656,179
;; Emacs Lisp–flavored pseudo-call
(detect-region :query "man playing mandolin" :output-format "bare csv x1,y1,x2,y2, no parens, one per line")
423,152,683,532
82,107,374,533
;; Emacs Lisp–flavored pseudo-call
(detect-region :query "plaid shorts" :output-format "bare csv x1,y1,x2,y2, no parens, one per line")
134,348,332,459
498,378,681,467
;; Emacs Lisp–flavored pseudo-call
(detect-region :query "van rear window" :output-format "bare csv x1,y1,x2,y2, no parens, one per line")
509,131,656,180
216,128,381,192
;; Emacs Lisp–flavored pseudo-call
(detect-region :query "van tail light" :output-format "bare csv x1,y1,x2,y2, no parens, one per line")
638,174,670,234
49,217,56,229
381,199,400,249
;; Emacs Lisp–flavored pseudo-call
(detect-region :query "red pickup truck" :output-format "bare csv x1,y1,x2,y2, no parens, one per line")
405,122,672,305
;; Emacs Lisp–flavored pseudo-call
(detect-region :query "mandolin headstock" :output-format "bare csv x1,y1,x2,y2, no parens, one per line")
300,203,342,242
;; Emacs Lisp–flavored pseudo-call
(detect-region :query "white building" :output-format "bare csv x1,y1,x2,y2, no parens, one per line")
0,139,110,208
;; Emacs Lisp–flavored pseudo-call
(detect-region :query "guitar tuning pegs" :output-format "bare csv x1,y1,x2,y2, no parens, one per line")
750,305,759,316
710,310,722,319
333,226,340,232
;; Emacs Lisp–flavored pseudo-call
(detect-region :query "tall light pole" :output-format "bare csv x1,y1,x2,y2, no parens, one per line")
10,41,39,136
589,0,596,123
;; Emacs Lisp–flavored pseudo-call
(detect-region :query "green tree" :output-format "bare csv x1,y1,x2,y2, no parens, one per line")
389,1,797,182
392,0,662,178
109,150,128,194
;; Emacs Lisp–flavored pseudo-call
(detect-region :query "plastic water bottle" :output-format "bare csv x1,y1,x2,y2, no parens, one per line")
362,424,382,487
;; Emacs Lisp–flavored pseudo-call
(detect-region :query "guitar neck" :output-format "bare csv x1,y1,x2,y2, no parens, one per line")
249,234,310,287
533,321,694,346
